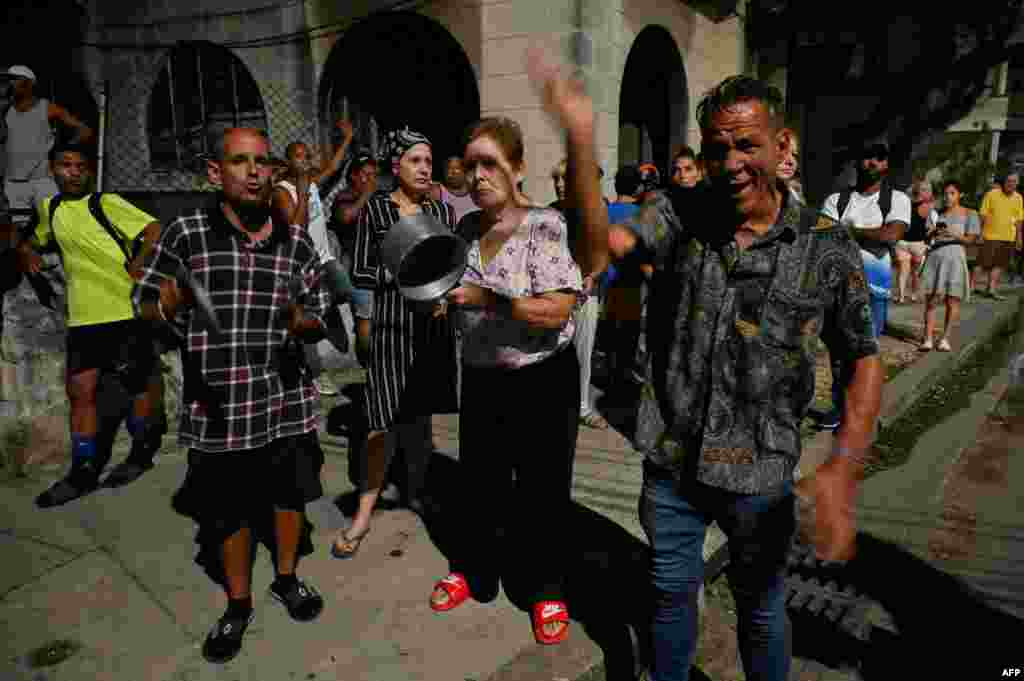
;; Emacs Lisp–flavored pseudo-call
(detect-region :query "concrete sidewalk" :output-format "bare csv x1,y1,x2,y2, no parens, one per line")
2,290,1021,681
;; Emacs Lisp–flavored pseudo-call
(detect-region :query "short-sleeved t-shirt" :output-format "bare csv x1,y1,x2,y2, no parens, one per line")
35,193,154,327
456,208,583,369
822,188,911,299
979,188,1024,242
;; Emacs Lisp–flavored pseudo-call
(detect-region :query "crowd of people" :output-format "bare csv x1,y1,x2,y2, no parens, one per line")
1,49,1022,681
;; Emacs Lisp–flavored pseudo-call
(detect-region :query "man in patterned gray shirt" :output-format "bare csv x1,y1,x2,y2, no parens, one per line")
528,54,883,681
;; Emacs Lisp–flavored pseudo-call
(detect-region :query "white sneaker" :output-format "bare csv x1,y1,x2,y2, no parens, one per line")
937,338,952,352
313,376,339,396
920,338,933,351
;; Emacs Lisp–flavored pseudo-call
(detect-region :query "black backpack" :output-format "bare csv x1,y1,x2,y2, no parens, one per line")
836,184,894,259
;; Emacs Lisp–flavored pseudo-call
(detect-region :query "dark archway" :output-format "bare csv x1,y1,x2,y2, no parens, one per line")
618,26,687,180
148,42,268,171
318,12,480,181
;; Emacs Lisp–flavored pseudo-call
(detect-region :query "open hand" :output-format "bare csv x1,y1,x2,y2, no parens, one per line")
158,276,192,319
525,45,594,138
447,283,494,308
804,456,863,562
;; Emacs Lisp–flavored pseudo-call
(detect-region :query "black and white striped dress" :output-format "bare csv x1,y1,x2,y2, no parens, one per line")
353,192,459,431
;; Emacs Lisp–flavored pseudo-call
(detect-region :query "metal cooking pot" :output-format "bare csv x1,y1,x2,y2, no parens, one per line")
380,213,468,302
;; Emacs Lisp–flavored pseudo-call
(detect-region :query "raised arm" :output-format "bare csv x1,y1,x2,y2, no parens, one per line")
126,221,162,278
526,47,609,277
271,179,309,228
311,119,354,186
48,102,94,144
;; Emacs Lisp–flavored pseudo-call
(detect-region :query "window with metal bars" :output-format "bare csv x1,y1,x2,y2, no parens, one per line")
148,41,268,170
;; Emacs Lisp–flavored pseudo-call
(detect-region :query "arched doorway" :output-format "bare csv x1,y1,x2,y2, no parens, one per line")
618,26,687,180
319,12,480,181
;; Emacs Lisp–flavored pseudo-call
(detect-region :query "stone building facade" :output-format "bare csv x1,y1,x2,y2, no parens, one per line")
1,0,748,470
77,0,747,202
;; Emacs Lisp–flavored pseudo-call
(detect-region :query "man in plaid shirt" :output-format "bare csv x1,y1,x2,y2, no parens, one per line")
133,127,331,664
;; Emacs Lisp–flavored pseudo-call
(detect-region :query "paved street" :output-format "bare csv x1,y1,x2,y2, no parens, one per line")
2,290,1023,681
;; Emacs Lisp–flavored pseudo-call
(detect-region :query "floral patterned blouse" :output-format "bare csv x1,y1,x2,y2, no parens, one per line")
455,207,583,369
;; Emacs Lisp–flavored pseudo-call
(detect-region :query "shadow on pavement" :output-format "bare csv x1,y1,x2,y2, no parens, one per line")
787,531,1024,679
376,453,724,681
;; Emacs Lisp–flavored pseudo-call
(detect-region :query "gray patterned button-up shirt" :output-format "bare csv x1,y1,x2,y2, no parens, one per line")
631,188,879,494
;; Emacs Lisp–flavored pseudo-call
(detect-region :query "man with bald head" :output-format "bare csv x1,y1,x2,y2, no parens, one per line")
134,127,331,664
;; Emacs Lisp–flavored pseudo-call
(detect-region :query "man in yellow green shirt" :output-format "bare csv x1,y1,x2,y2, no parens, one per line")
16,142,164,506
976,172,1024,300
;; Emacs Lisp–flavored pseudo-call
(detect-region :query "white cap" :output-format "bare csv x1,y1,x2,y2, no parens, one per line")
5,65,36,80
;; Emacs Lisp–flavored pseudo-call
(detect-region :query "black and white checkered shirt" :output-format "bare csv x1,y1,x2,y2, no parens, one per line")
133,195,329,453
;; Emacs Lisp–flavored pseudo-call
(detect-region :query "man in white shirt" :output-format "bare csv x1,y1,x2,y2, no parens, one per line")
816,142,910,430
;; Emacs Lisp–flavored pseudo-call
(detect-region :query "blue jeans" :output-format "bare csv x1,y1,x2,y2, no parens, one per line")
830,295,886,421
640,464,795,681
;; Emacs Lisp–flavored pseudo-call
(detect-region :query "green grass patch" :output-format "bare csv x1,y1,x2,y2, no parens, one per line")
866,308,1021,479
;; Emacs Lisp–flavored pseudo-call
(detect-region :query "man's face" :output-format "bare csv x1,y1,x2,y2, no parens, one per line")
11,77,33,99
701,99,788,216
351,162,378,194
1005,174,1019,194
445,158,466,188
287,144,311,174
551,165,567,202
857,151,888,186
51,151,92,197
394,143,433,194
672,157,701,188
208,129,273,209
912,184,933,204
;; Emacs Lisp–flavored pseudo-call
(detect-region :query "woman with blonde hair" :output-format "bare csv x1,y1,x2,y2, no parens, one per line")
429,116,583,646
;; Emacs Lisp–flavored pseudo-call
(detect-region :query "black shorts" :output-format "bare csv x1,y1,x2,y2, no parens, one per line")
66,319,157,394
171,432,325,587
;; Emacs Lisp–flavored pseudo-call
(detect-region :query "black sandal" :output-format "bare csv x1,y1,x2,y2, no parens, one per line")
269,578,324,622
202,612,254,664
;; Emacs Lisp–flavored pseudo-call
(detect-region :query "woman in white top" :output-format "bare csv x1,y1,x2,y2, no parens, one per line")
428,117,583,646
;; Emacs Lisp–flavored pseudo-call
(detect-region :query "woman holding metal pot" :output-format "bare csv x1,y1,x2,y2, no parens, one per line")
429,117,584,646
329,128,457,558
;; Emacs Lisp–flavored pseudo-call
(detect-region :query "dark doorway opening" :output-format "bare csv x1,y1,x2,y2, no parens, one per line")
618,25,687,180
319,12,480,181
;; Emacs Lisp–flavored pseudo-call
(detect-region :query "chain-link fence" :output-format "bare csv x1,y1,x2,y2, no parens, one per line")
87,61,321,193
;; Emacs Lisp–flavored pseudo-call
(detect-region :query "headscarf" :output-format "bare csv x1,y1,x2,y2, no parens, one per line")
384,126,432,167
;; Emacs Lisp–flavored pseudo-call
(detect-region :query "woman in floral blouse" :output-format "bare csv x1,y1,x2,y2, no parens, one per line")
429,117,583,646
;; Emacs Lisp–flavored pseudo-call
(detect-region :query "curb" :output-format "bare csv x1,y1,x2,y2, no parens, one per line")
541,296,1024,681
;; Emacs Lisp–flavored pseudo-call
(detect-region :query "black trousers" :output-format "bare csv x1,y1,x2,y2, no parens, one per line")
449,344,580,604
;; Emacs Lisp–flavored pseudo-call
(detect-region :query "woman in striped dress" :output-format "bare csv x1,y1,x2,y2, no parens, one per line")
330,128,457,558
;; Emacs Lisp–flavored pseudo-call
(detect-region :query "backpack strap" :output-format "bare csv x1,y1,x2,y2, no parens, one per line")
878,183,893,223
87,192,132,263
48,194,63,229
836,189,852,221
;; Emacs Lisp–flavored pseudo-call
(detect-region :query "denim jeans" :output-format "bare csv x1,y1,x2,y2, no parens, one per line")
639,464,795,681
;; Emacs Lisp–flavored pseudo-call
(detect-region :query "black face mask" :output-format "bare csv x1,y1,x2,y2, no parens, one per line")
857,165,883,186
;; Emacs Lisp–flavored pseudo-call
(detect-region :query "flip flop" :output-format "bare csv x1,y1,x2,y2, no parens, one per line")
430,573,472,612
330,528,370,559
531,600,570,645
